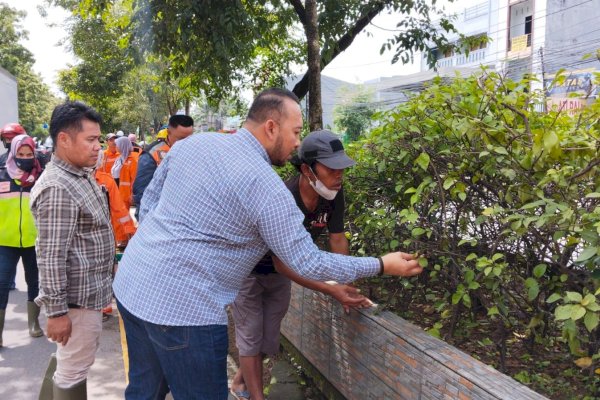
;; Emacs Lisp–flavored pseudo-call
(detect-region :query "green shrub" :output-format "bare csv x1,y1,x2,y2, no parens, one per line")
344,69,600,386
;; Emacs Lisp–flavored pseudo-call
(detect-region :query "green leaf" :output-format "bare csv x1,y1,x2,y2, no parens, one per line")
492,253,504,261
571,305,586,321
520,200,545,210
465,253,478,261
556,305,573,320
581,294,595,306
533,264,547,278
411,227,426,237
481,208,494,216
525,278,539,301
390,239,399,249
585,302,600,312
468,281,480,290
543,131,559,154
443,177,456,190
464,269,475,282
458,192,467,201
493,146,509,155
566,292,583,303
451,292,462,305
576,247,598,263
487,306,499,316
462,293,471,307
585,192,600,198
546,293,562,303
415,152,430,171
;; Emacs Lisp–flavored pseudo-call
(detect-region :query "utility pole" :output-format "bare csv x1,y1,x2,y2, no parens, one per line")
539,46,548,113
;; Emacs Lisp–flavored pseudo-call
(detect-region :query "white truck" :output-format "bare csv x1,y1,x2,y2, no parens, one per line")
0,66,19,156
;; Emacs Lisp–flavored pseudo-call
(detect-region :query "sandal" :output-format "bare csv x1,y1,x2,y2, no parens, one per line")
229,388,251,400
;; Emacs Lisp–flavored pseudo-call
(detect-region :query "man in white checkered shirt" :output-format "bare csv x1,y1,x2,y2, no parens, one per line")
113,88,423,399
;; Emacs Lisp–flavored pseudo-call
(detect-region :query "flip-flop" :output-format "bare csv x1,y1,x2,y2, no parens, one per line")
229,388,251,400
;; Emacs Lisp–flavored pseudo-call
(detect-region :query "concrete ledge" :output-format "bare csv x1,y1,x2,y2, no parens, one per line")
281,283,547,400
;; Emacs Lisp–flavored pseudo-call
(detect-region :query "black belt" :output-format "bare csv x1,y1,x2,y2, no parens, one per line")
68,303,82,309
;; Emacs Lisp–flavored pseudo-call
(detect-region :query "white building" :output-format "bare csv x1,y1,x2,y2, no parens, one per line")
373,0,600,111
0,66,18,156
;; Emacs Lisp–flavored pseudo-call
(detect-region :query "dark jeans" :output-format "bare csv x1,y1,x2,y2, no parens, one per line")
116,299,229,400
0,246,39,309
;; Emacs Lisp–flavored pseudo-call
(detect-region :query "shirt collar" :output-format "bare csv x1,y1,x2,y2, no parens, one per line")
237,128,271,165
51,154,92,177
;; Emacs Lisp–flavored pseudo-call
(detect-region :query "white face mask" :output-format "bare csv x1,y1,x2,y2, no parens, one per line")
308,167,339,200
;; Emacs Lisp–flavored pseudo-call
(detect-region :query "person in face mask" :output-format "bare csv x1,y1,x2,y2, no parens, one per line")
0,123,49,171
0,134,44,347
230,129,369,400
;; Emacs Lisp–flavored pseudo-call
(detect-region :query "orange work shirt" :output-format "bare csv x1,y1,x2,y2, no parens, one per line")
95,170,136,243
101,148,120,174
117,154,139,210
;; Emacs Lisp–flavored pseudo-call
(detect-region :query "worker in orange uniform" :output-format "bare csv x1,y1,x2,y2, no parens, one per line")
101,133,120,174
128,134,143,156
111,136,138,210
95,150,136,319
132,115,194,218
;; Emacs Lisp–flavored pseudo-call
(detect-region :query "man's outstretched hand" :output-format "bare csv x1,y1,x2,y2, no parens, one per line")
380,252,423,277
326,283,374,314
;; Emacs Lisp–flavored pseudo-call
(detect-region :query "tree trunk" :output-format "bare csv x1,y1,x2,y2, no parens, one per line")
304,0,322,131
292,1,390,100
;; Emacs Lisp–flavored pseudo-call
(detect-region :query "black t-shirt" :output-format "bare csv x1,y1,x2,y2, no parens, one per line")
253,175,345,274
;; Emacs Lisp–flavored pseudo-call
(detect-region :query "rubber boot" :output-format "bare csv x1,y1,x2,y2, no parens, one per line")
53,379,87,400
38,353,57,400
0,309,5,347
28,301,44,337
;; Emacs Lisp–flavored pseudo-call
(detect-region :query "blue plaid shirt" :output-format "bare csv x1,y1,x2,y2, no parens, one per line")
113,128,379,326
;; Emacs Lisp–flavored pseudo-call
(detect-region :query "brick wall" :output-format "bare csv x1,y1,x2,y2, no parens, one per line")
281,283,547,400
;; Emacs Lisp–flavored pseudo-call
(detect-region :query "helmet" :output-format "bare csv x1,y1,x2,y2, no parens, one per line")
157,128,168,139
1,123,26,140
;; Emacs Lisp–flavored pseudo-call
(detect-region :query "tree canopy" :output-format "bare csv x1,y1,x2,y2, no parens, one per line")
0,3,57,137
54,0,463,130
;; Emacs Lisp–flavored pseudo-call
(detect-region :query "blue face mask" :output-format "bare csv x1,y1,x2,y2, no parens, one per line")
15,157,35,172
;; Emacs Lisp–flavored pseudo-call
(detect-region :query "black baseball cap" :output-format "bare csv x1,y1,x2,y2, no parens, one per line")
298,130,356,170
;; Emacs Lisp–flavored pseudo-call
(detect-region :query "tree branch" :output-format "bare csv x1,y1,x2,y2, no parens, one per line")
287,0,307,26
292,1,391,99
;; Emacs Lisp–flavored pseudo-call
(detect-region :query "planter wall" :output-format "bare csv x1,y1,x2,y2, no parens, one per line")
281,283,547,400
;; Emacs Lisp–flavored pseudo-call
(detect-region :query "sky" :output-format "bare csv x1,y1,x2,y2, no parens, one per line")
2,0,462,93
3,0,75,94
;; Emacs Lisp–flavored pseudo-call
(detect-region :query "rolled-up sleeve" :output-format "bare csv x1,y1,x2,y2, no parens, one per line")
256,187,379,283
30,185,77,316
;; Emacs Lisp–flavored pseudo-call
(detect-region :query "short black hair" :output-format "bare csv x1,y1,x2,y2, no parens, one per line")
247,88,300,123
169,115,194,128
49,101,102,144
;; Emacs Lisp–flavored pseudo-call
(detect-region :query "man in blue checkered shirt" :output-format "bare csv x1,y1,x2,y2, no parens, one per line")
113,88,422,399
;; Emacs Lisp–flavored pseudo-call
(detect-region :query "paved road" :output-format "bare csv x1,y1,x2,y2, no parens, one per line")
0,262,126,399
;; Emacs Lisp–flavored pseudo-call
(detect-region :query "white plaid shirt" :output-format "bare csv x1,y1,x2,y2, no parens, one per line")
31,155,115,316
113,128,378,326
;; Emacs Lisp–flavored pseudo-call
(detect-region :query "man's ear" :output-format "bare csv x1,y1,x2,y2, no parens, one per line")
56,131,71,149
300,163,313,180
264,119,277,140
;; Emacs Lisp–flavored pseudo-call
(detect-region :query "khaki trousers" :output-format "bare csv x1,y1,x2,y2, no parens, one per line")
54,308,103,388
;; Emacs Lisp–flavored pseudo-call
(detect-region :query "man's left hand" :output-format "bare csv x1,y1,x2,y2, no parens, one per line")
327,284,373,314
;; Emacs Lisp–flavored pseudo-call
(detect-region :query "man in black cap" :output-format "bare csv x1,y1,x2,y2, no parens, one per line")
229,129,371,400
